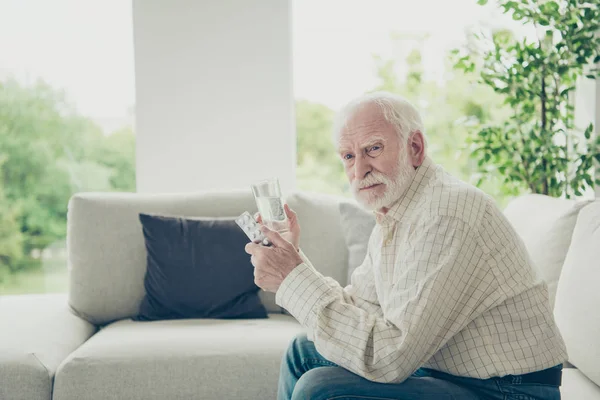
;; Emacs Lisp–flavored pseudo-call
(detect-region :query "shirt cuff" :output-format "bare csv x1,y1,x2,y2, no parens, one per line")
275,262,333,328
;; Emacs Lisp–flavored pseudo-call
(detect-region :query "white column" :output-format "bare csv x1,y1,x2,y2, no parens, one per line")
133,0,295,194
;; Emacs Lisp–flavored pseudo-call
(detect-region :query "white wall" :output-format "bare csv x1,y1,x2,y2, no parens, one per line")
133,0,295,194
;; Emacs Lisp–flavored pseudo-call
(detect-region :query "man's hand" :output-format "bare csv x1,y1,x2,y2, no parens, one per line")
255,204,300,251
244,226,304,293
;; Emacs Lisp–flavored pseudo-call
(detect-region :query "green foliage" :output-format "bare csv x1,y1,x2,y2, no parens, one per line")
296,100,349,196
296,100,336,165
454,0,600,198
92,126,137,190
0,78,136,285
0,161,24,283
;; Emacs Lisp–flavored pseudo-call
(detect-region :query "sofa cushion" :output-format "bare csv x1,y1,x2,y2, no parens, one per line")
136,214,267,321
0,294,97,400
53,314,304,400
503,194,591,309
286,191,351,286
339,201,376,283
561,368,600,399
554,201,600,387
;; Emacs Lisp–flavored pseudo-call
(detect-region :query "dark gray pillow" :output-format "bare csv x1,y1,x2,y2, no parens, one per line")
135,214,268,321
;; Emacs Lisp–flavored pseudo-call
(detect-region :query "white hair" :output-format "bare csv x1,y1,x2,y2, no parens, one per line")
332,91,427,148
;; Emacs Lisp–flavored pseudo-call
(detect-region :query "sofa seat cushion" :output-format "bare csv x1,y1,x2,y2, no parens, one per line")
0,294,97,400
53,314,304,400
561,368,600,399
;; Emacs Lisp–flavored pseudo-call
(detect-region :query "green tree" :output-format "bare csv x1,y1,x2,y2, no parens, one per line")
0,156,23,283
0,78,136,286
91,126,136,191
296,100,348,196
0,79,79,261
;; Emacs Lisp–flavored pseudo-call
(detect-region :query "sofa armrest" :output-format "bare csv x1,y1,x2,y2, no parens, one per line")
0,294,97,400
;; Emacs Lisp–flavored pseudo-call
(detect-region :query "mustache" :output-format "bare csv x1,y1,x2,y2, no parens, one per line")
352,172,390,190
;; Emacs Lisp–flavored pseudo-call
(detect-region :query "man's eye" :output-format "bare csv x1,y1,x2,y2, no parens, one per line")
343,154,354,160
367,145,383,157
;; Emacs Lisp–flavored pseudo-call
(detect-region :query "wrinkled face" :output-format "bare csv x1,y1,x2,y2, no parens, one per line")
337,104,416,211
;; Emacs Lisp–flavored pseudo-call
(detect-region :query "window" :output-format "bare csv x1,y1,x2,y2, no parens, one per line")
0,0,135,295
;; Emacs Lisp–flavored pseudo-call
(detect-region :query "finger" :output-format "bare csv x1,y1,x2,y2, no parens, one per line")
251,253,270,268
260,226,290,249
284,204,296,221
254,212,262,224
245,242,259,255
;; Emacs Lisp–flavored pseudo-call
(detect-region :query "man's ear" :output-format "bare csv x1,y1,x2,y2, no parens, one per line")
408,130,425,168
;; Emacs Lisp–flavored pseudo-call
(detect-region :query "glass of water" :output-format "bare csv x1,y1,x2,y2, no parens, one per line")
251,178,289,233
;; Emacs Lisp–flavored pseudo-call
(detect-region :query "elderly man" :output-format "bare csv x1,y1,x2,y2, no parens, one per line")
245,92,567,400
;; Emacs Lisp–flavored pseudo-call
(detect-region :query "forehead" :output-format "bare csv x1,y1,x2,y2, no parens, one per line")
337,104,397,149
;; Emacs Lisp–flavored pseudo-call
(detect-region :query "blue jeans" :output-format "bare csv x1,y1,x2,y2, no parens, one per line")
277,333,562,400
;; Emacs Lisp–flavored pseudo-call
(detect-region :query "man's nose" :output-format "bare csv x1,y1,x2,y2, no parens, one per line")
354,154,372,180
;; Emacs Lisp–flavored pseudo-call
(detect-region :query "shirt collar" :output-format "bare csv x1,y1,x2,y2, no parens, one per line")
373,156,436,225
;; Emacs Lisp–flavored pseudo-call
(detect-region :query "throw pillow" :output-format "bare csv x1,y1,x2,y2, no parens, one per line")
503,194,592,309
554,201,600,383
339,201,376,284
135,213,268,321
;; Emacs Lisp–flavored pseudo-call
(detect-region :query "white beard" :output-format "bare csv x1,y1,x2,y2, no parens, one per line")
351,154,416,212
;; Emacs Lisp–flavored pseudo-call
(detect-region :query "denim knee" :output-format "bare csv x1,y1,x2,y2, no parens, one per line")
286,333,308,362
291,333,310,350
291,367,336,400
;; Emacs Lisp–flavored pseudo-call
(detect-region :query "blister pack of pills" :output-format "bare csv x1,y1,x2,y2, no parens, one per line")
235,211,271,246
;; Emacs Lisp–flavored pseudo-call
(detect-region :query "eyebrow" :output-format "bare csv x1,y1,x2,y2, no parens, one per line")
338,136,386,154
361,136,385,148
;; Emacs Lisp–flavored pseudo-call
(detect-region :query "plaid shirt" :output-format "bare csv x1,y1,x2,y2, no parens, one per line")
276,156,568,383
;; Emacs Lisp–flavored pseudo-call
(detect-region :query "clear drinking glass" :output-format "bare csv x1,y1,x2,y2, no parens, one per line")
251,178,289,233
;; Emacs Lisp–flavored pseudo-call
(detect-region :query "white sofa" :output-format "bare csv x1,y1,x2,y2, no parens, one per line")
1,190,599,399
